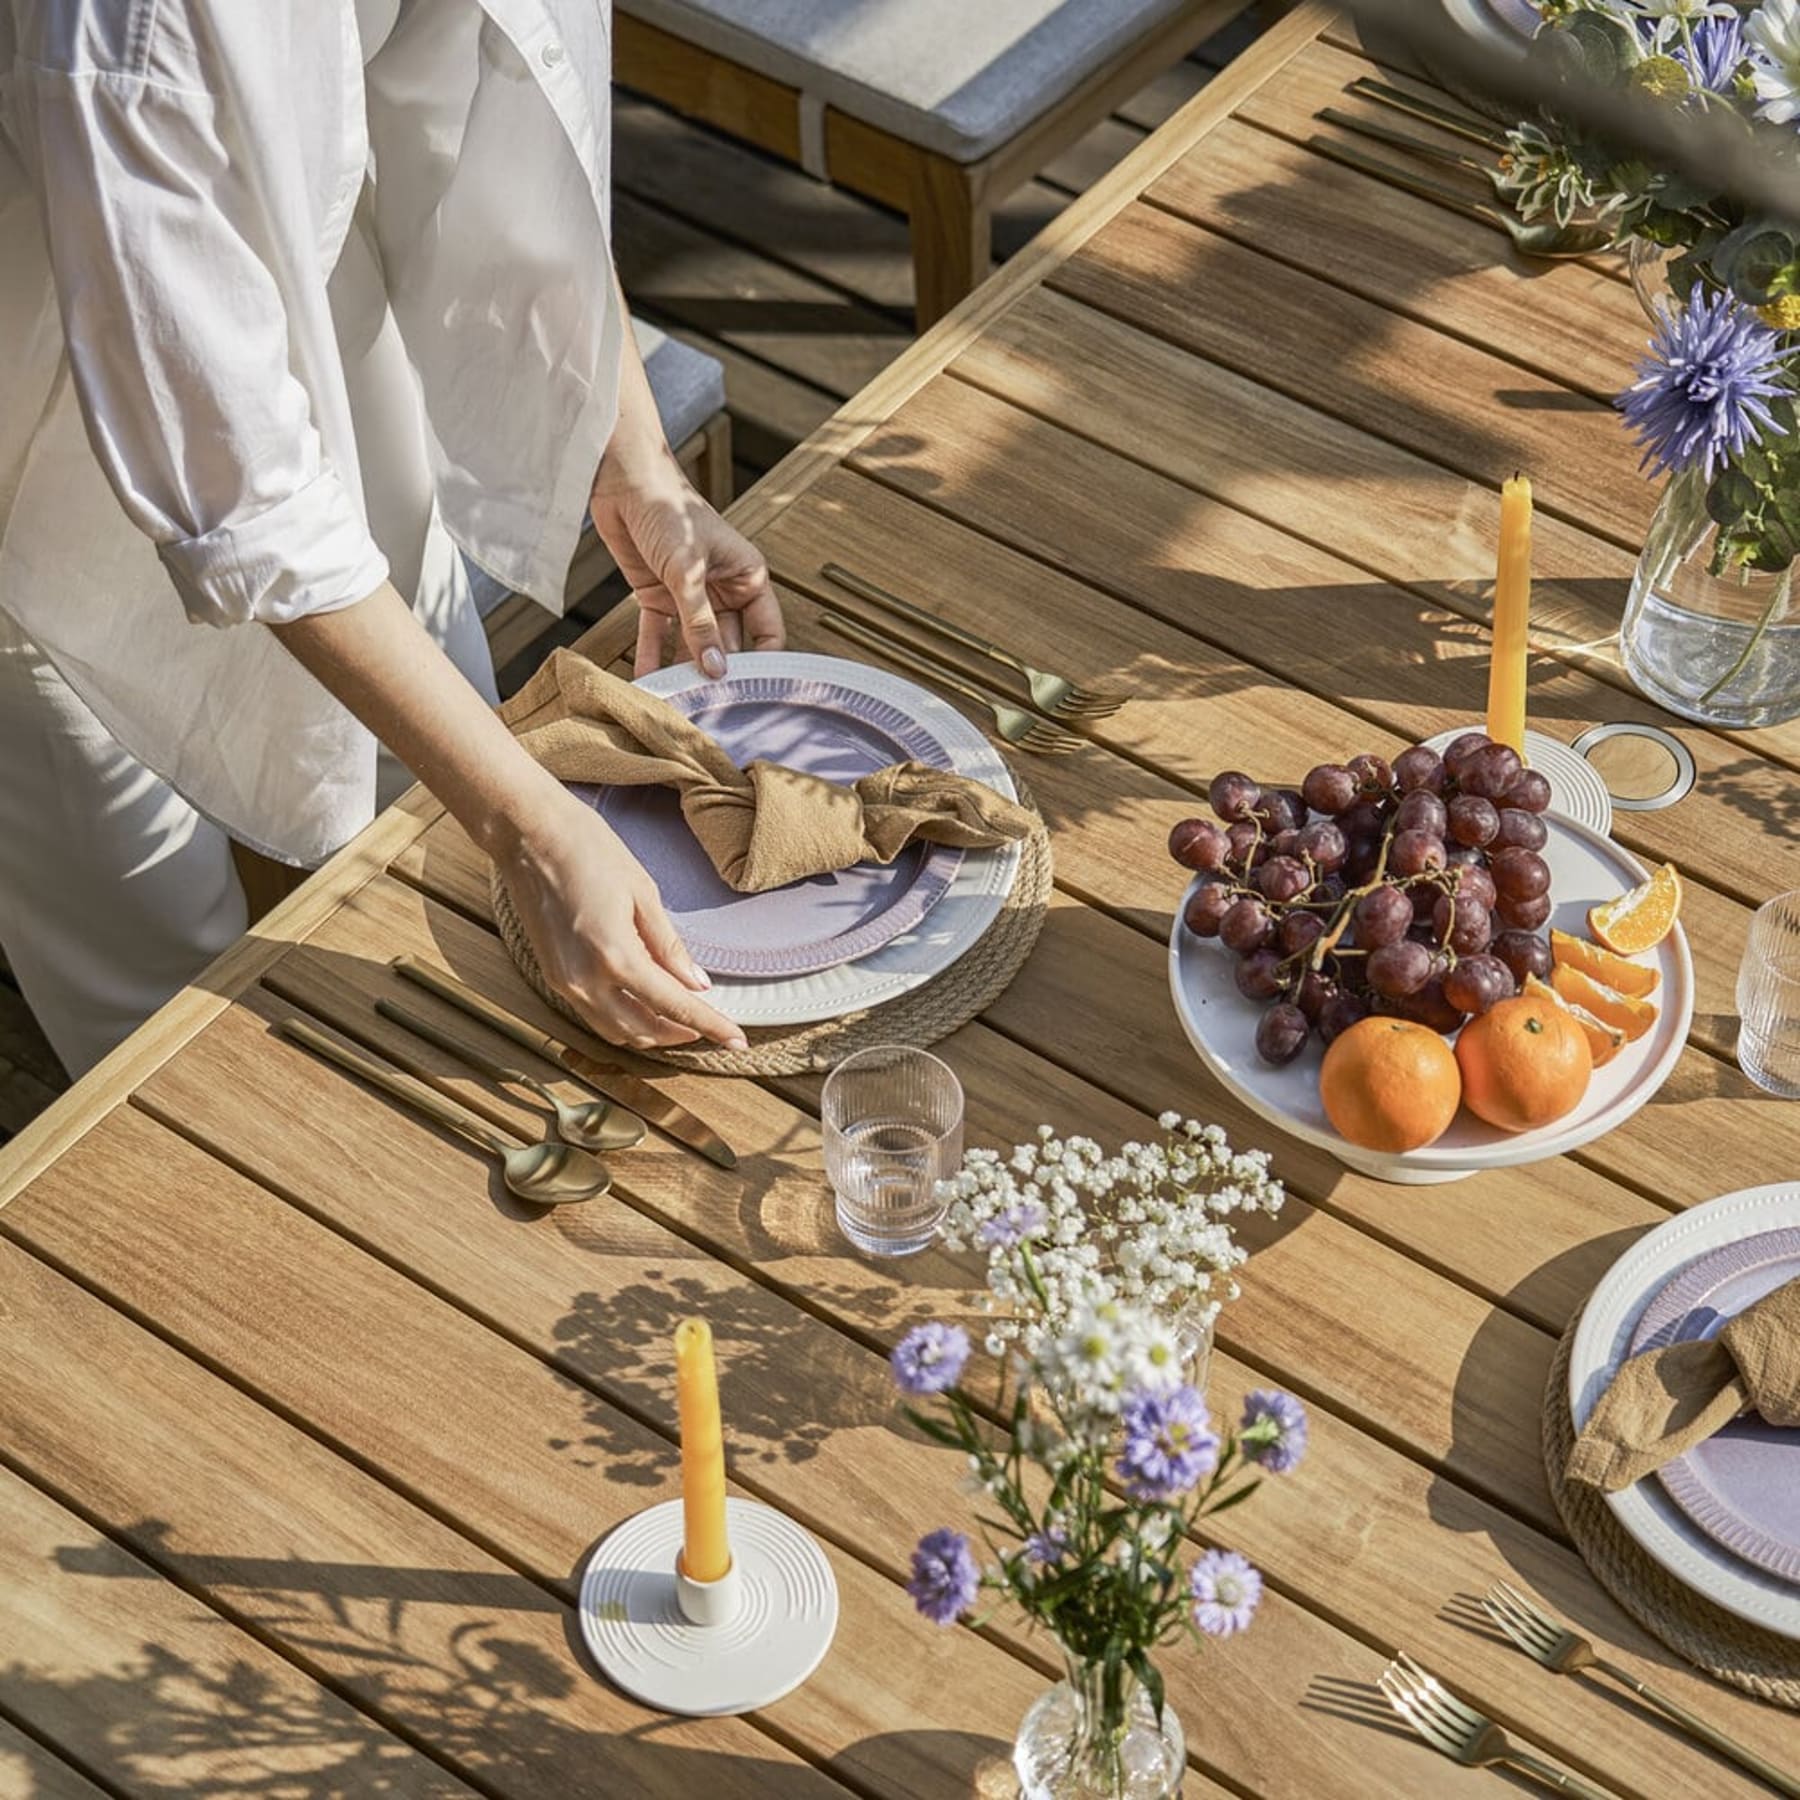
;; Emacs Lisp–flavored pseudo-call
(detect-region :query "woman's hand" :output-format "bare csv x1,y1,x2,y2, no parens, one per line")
494,785,748,1052
591,439,784,678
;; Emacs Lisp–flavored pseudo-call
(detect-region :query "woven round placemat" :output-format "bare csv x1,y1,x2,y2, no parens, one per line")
491,786,1052,1076
1544,1314,1800,1708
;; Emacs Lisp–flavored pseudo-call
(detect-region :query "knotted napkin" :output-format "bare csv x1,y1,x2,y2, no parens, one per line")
1568,1277,1800,1492
506,649,1034,893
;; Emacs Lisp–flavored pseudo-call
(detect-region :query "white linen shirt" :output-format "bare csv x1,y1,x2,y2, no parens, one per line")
0,0,621,863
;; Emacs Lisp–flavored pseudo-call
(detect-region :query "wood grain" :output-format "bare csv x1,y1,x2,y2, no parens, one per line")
0,1463,479,1799
0,1237,850,1800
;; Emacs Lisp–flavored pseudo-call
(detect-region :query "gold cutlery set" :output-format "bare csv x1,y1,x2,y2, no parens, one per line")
813,562,1127,755
277,957,739,1204
1316,75,1613,260
1378,1583,1798,1796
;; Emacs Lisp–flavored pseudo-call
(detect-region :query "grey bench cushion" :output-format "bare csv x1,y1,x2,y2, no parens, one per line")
471,319,725,618
621,0,1197,163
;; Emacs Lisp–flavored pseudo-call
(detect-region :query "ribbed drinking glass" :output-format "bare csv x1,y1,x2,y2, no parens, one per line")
822,1046,963,1256
1738,891,1800,1098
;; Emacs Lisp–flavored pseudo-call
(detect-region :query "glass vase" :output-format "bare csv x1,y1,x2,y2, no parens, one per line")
1627,237,1672,323
1621,468,1800,729
1013,1644,1185,1800
1171,1302,1215,1395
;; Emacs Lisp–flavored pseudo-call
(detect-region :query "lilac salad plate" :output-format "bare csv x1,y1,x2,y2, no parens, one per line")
570,676,964,979
1630,1229,1800,1587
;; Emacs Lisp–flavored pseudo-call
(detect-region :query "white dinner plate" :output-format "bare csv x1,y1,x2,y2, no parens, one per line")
1167,812,1693,1183
640,653,1023,1027
1569,1184,1800,1640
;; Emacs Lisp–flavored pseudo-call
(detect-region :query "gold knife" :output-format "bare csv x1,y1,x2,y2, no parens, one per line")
391,957,738,1170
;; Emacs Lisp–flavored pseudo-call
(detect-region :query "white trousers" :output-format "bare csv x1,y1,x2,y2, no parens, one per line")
0,208,498,1080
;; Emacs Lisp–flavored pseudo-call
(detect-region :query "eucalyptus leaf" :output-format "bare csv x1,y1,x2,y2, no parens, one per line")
1708,467,1763,528
1715,221,1797,306
1561,11,1641,85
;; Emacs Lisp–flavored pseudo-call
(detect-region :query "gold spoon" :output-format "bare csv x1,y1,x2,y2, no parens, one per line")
374,998,645,1153
275,1017,613,1206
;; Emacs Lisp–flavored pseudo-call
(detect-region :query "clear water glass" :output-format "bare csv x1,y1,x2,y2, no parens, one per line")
1738,891,1800,1098
822,1046,963,1256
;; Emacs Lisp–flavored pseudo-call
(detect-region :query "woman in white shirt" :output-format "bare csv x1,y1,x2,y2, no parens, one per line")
0,0,777,1074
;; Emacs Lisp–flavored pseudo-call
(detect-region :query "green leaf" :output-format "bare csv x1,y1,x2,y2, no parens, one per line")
1555,11,1640,84
1203,1478,1264,1516
1130,1649,1167,1726
1707,468,1763,529
899,1408,966,1450
1715,222,1797,306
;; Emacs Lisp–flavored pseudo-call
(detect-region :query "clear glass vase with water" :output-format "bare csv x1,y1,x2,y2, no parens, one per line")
1621,468,1800,729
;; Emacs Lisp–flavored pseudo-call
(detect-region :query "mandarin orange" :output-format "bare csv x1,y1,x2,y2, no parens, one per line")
1319,1016,1462,1153
1549,929,1660,999
1588,862,1683,955
1525,974,1625,1069
1549,964,1658,1043
1455,993,1592,1132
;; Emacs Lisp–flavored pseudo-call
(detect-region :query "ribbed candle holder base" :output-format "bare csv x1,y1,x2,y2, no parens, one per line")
579,1497,839,1716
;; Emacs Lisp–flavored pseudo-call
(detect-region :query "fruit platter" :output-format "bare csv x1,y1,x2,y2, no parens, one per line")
1166,730,1694,1184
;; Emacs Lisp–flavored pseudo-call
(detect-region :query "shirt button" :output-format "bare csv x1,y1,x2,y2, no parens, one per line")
541,41,565,66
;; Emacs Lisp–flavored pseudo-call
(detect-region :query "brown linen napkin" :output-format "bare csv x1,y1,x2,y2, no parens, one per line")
1568,1276,1800,1492
504,649,1034,893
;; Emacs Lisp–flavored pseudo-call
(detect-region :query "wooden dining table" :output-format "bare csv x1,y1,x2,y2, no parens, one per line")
5,6,1798,1796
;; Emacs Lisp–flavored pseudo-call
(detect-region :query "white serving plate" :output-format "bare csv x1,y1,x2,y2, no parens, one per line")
1569,1184,1800,1640
641,653,1023,1028
1167,813,1693,1184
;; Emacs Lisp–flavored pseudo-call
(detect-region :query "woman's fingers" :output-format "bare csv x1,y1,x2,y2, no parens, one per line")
634,602,671,677
621,951,746,1049
634,886,710,992
718,609,744,655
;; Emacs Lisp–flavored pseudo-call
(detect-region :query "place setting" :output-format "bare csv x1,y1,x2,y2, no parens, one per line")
483,564,1098,1077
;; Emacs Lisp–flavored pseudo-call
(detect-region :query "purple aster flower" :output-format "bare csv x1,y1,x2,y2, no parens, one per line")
976,1201,1048,1250
890,1322,971,1396
1239,1389,1309,1475
1677,14,1747,90
1115,1385,1219,1502
1022,1525,1070,1567
907,1528,981,1625
1618,289,1791,479
1189,1548,1263,1637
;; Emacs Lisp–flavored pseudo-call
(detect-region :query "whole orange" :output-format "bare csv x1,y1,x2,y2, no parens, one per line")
1319,1017,1462,1153
1455,994,1592,1133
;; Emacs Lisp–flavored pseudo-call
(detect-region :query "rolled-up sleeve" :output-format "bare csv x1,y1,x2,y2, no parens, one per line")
8,15,387,626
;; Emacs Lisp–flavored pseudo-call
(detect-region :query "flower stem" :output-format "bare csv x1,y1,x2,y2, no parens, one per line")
1696,563,1791,706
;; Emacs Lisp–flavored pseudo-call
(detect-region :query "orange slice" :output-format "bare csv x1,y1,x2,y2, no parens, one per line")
1526,975,1626,1069
1587,863,1683,956
1550,964,1658,1043
1550,929,1660,999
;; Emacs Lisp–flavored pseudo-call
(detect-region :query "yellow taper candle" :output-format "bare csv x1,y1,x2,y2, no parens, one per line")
1486,473,1533,756
674,1317,731,1582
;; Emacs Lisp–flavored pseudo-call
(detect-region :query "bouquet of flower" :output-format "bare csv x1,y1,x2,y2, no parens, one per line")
938,1113,1285,1361
1498,3,1800,573
893,1304,1306,1785
890,1118,1299,1793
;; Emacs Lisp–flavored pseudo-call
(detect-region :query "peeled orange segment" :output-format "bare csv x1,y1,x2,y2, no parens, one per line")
1550,963,1658,1043
1588,862,1683,956
1525,975,1625,1069
1550,929,1660,998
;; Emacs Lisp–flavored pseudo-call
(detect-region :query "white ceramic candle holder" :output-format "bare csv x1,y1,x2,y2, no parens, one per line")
579,1497,838,1716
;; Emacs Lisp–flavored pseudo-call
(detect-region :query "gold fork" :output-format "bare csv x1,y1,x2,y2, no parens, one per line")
1379,1653,1618,1798
1484,1581,1800,1797
817,612,1084,756
819,563,1126,720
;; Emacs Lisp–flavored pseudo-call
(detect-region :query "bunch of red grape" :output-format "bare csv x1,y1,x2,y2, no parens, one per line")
1169,732,1558,1067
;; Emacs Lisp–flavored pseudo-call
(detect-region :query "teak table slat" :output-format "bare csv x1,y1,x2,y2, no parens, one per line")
4,9,1797,1794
